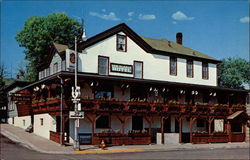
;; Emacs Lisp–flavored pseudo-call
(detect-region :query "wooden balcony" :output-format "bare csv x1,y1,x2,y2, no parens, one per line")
32,98,67,113
80,99,246,115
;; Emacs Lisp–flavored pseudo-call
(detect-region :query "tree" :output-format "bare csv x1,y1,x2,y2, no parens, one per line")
218,57,250,89
16,12,82,81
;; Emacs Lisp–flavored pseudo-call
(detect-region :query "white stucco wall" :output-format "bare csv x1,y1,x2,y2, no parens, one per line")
66,31,217,86
33,113,56,139
7,116,31,130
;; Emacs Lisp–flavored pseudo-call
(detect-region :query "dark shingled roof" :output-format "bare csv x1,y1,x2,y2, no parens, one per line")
141,36,218,61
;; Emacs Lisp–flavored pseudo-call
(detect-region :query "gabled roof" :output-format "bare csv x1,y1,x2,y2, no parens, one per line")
38,43,69,70
5,80,31,92
77,23,220,63
141,36,217,61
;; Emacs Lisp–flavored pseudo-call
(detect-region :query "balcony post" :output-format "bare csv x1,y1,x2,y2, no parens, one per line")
161,116,164,144
227,121,231,142
178,117,182,143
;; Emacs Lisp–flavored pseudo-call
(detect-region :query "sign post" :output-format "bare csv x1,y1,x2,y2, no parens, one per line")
71,36,83,150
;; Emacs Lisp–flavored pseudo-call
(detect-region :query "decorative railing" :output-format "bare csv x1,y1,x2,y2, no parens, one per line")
79,99,246,114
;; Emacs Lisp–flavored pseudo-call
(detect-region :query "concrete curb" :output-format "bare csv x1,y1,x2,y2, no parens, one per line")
1,128,249,155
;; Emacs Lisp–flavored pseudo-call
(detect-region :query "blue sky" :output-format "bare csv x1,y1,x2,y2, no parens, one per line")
1,0,249,77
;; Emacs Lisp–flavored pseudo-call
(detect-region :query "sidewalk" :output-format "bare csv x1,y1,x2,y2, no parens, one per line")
1,124,249,154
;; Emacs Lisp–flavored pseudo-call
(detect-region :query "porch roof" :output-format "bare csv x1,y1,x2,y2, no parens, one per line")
227,111,249,120
16,71,249,94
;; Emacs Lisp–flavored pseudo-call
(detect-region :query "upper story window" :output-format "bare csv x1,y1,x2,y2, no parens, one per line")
134,61,143,79
187,60,193,78
53,63,58,74
202,62,209,79
117,34,127,52
46,68,50,77
170,57,177,76
98,56,109,75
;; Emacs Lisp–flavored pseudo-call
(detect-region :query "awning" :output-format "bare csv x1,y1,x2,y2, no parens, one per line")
227,111,244,120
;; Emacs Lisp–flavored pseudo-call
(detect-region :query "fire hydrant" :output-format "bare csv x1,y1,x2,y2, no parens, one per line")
100,140,106,150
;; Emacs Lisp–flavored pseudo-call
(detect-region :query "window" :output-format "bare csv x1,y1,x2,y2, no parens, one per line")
197,119,205,127
40,118,44,126
53,63,58,74
98,56,109,75
134,61,143,79
187,60,193,77
202,62,209,79
170,57,177,75
96,116,110,128
132,116,143,130
46,68,50,76
23,120,25,126
117,34,127,52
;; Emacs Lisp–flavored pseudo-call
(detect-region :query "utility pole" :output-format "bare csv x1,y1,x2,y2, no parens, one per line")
72,36,80,150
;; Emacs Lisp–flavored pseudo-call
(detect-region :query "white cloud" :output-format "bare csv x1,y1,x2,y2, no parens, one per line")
240,16,249,23
173,21,177,24
128,12,134,17
138,14,156,20
89,11,120,21
126,17,133,21
171,11,194,21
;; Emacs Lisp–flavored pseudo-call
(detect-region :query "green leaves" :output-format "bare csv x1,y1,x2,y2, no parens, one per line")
16,12,82,81
218,57,250,89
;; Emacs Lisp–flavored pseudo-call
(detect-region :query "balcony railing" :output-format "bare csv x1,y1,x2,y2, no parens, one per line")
79,99,246,114
31,98,66,113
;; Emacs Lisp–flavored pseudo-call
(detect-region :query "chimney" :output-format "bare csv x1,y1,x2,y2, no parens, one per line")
176,32,183,45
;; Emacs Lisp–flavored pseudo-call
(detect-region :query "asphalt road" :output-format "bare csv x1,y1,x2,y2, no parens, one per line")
1,134,249,160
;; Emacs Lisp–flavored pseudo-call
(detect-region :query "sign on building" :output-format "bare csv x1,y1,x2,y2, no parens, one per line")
214,119,224,132
110,63,133,74
66,50,76,71
69,111,84,119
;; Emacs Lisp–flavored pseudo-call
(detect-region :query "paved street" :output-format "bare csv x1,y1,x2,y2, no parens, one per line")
1,134,249,160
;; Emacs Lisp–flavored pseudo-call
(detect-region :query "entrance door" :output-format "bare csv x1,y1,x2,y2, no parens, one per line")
132,116,143,130
164,118,171,133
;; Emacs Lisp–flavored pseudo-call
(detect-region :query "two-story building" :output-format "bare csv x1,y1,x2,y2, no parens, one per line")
10,23,249,145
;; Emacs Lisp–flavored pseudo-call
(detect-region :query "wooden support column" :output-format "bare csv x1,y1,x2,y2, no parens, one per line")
178,117,182,143
190,117,196,143
116,115,129,135
161,117,164,144
86,114,97,144
227,121,231,142
144,116,152,135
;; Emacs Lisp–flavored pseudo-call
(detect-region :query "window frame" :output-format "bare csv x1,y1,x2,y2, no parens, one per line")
186,59,194,78
53,62,58,74
170,57,177,76
202,62,209,80
133,61,143,79
116,34,127,52
98,56,109,75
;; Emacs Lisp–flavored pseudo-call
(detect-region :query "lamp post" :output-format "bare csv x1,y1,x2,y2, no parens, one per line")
72,36,80,150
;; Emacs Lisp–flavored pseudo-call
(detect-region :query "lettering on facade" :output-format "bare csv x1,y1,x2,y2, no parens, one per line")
110,63,133,74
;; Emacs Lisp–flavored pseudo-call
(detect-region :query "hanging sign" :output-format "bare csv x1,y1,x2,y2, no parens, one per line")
69,111,84,119
110,63,133,74
66,49,76,71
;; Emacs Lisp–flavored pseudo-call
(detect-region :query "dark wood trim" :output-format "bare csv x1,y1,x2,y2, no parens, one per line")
133,61,143,79
116,34,127,52
186,59,194,78
170,57,177,76
98,56,110,75
110,63,133,74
